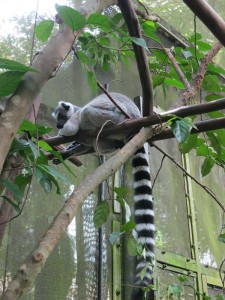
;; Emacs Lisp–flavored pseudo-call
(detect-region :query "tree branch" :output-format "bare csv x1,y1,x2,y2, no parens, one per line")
183,0,225,46
164,48,191,90
118,0,154,116
152,117,225,141
45,97,225,146
0,127,153,300
173,41,223,108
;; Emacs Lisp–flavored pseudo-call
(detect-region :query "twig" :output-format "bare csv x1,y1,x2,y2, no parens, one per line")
164,48,191,90
134,3,159,22
151,142,225,213
219,258,225,292
97,82,132,119
152,154,166,188
136,0,149,15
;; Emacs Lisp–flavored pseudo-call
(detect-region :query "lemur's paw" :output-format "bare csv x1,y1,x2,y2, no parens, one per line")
59,122,78,136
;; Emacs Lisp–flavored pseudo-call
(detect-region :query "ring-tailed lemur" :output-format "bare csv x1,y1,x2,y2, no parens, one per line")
52,93,155,299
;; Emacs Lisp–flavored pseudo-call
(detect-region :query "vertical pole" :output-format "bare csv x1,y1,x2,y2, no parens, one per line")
183,155,203,298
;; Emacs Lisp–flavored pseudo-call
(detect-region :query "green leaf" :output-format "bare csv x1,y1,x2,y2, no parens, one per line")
137,242,143,256
140,265,148,280
180,134,198,153
164,78,185,89
142,21,160,42
127,236,138,256
0,71,24,96
188,33,202,42
130,37,149,52
152,75,165,87
15,174,32,194
37,164,70,184
215,294,225,300
203,296,212,300
87,13,112,30
196,144,209,156
76,51,92,64
114,187,127,205
207,64,225,76
170,118,193,143
109,231,123,245
177,275,188,283
40,177,52,193
218,233,225,243
37,140,53,152
207,132,221,155
94,201,110,228
9,139,30,155
86,70,97,94
197,40,211,52
0,195,21,212
18,119,52,136
35,20,54,42
168,284,183,297
0,179,23,201
55,5,86,31
29,141,40,159
111,13,123,25
207,111,225,119
114,187,131,222
34,167,59,194
121,220,136,232
201,157,215,177
216,129,225,147
0,58,37,72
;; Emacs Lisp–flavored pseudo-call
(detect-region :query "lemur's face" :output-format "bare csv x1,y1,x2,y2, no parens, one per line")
52,101,74,129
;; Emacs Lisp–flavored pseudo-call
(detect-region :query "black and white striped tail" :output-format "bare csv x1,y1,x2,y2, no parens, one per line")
131,146,155,300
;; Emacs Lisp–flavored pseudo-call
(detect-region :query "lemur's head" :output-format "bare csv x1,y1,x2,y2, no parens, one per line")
52,101,78,129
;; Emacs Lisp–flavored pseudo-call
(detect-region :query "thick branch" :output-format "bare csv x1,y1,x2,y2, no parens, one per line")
152,117,225,141
0,127,153,300
118,0,154,116
183,0,225,46
45,97,225,146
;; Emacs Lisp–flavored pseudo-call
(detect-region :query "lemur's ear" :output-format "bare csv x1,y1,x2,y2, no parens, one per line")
58,101,70,111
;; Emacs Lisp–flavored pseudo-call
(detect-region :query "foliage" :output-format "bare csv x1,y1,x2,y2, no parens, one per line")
0,120,74,213
0,58,37,96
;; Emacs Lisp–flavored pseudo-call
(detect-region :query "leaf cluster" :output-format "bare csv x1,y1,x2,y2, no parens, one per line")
0,120,73,212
